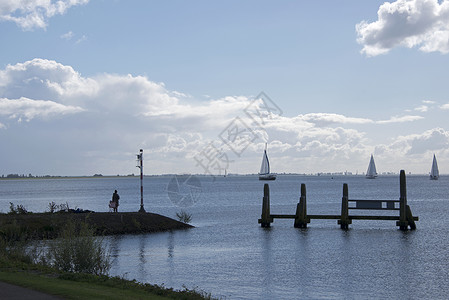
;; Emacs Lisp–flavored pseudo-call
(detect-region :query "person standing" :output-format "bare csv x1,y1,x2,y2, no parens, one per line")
112,190,120,212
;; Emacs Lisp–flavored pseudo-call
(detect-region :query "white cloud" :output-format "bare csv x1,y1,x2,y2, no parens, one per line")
0,0,89,31
414,105,428,112
0,59,251,129
76,35,87,44
0,58,99,104
406,127,449,154
0,97,84,121
378,127,449,155
376,115,424,124
440,103,449,109
60,31,74,40
300,113,373,126
423,100,436,104
356,0,449,56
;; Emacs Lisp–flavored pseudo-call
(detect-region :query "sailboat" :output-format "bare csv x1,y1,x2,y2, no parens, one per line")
259,144,276,180
430,154,439,180
366,154,378,179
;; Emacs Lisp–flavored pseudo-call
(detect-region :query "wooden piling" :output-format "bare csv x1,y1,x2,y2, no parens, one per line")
258,170,418,229
406,205,416,230
338,183,351,229
294,183,309,228
397,170,409,230
259,184,273,227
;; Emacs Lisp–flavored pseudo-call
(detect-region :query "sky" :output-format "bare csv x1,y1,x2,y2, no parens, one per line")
1,0,449,176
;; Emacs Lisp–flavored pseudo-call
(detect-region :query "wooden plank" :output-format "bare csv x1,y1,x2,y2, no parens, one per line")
387,201,395,209
349,215,419,221
271,214,296,219
350,215,399,220
349,207,399,210
356,200,382,209
348,199,400,210
348,199,399,203
271,214,418,221
308,215,341,219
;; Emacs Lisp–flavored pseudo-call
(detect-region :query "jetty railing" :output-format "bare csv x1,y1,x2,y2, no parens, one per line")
258,170,418,230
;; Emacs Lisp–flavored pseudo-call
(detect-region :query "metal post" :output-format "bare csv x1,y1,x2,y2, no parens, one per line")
137,149,145,213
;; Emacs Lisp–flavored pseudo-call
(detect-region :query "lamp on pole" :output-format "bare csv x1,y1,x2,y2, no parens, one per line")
136,149,145,212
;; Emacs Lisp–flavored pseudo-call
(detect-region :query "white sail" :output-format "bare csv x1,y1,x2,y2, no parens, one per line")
366,154,377,179
259,144,276,180
259,150,270,175
430,154,439,180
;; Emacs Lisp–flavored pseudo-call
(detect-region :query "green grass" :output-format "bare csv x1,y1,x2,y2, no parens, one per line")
0,270,169,300
0,218,211,300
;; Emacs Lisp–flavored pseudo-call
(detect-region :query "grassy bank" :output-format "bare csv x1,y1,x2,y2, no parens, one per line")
0,270,168,299
0,263,213,299
0,212,193,239
0,212,213,299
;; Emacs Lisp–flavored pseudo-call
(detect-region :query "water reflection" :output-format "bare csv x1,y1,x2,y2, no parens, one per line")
167,231,175,287
138,234,147,279
167,231,174,258
294,227,310,299
108,235,122,266
260,227,273,299
339,229,354,297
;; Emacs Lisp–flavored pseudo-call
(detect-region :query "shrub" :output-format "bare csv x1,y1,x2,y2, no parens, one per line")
48,221,111,276
8,202,28,215
48,202,59,213
0,220,34,264
176,210,192,224
58,202,70,213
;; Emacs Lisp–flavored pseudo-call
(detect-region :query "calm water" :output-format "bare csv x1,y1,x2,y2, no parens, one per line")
1,174,448,299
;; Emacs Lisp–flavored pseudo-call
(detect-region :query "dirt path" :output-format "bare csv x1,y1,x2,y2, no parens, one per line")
0,281,63,299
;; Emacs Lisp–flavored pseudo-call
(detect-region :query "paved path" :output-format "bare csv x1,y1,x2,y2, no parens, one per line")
0,281,63,299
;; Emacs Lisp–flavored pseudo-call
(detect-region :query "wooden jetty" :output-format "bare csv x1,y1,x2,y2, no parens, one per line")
258,170,418,230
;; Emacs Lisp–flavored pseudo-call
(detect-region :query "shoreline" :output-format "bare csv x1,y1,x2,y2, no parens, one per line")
0,212,193,239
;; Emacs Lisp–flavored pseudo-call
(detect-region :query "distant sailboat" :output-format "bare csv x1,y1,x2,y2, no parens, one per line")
259,144,276,181
366,154,378,179
430,154,439,180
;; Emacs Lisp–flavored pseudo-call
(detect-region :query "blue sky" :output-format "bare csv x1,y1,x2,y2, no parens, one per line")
1,0,449,176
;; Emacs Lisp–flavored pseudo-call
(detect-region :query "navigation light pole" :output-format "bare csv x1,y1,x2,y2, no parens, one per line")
137,149,145,212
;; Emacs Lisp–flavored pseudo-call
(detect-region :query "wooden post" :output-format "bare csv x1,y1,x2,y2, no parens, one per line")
294,183,309,228
406,205,416,230
339,183,351,229
397,170,409,230
259,184,272,227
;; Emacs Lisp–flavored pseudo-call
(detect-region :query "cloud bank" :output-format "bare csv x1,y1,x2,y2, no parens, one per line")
0,58,444,175
0,0,89,30
357,0,449,56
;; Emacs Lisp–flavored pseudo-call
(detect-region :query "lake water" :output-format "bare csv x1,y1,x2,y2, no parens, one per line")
1,174,448,299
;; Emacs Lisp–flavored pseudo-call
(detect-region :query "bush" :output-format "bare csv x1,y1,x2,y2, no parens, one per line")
48,221,111,276
58,202,70,213
8,202,28,215
0,220,34,264
176,210,192,224
48,202,59,213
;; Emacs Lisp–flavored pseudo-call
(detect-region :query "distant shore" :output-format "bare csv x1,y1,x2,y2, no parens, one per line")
0,212,193,239
0,172,434,180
